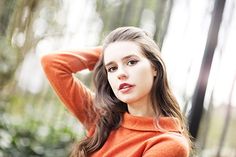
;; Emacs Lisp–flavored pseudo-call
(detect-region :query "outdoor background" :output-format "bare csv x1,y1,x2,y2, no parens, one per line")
0,0,236,157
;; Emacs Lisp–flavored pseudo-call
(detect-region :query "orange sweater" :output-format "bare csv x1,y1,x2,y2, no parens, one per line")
41,47,189,157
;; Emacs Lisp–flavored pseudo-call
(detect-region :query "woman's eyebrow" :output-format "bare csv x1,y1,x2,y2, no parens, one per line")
105,54,138,67
122,54,138,60
105,62,114,68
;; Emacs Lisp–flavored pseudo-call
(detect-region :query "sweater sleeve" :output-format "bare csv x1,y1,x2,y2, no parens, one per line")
143,133,190,157
40,46,102,131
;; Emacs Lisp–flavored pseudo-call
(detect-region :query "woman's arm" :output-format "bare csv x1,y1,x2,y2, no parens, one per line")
40,46,102,131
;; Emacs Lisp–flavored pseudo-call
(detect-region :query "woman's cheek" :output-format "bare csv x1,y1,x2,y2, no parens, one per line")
108,76,117,93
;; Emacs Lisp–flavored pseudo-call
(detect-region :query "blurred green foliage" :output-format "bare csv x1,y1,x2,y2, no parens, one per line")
0,117,75,157
0,88,83,157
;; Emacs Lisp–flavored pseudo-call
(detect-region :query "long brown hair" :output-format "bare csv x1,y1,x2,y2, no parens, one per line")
70,26,191,157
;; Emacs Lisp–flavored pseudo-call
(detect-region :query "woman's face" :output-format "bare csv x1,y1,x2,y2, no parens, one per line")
103,41,157,107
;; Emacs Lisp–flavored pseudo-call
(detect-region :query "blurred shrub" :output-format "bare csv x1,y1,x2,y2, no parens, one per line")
0,112,78,157
0,88,84,157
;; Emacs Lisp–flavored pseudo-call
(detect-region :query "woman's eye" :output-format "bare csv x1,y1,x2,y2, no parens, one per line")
107,66,117,72
127,60,138,66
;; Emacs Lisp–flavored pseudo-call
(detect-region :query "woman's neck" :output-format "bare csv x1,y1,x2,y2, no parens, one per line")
127,99,157,117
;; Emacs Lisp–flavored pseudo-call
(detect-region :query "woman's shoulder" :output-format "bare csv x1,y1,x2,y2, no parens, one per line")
144,131,190,157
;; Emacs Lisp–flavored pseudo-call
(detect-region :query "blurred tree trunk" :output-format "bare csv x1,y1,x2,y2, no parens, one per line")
199,91,214,156
0,0,16,35
153,0,173,48
188,0,226,139
0,0,39,96
135,0,146,26
0,0,18,92
96,0,172,47
121,0,147,27
216,75,236,157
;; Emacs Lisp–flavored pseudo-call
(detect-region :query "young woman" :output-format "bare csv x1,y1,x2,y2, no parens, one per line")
41,26,191,157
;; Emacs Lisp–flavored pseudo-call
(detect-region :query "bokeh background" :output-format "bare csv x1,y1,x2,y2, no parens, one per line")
0,0,236,156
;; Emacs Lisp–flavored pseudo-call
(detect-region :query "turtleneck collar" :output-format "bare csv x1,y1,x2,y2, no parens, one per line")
121,112,182,133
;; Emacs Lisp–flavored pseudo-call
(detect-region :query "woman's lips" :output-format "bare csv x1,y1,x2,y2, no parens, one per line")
118,83,135,94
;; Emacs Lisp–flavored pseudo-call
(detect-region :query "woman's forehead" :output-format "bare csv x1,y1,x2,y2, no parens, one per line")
103,41,144,64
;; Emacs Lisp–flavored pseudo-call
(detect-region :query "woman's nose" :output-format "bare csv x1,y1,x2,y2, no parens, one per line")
117,68,128,80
